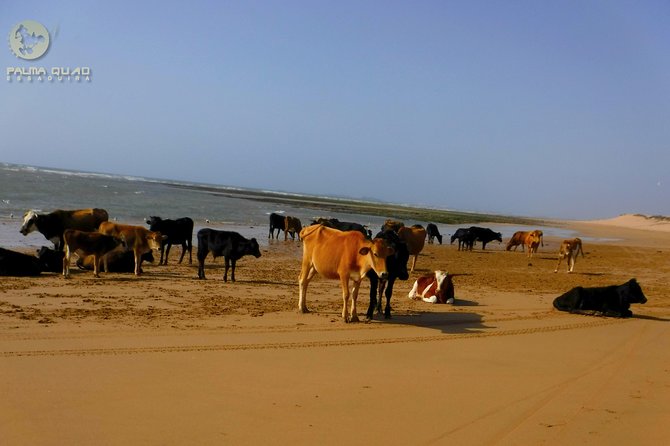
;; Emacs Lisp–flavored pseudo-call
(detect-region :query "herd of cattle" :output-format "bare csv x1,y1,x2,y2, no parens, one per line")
0,208,647,320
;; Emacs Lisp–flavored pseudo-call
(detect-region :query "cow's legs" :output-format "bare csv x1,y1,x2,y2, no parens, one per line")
134,251,142,276
298,264,316,313
383,279,394,319
410,255,418,272
93,254,101,278
163,243,172,265
554,255,563,273
177,242,187,264
62,248,71,278
349,279,361,323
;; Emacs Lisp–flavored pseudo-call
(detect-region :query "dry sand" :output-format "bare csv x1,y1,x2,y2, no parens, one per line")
1,216,669,445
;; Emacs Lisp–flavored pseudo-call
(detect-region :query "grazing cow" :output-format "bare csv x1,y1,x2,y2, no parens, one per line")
298,224,394,322
62,229,123,278
98,222,165,276
20,208,109,251
146,216,194,265
553,279,647,318
397,225,427,272
554,237,584,273
450,228,471,251
366,230,410,319
312,218,370,238
381,219,404,233
76,246,155,273
35,246,65,273
408,270,455,304
197,229,261,282
0,247,42,276
268,213,286,239
467,226,502,250
426,223,443,244
524,230,544,258
283,216,302,240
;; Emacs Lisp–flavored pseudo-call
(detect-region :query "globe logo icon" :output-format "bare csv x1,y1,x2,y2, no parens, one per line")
8,20,50,60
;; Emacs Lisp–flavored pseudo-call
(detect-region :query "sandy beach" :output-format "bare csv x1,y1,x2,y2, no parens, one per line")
1,215,669,445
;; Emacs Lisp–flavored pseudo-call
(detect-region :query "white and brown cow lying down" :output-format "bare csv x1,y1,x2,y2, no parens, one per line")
298,224,394,323
553,279,647,318
408,270,455,304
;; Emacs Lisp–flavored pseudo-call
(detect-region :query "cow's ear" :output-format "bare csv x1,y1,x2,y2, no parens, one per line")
359,247,370,255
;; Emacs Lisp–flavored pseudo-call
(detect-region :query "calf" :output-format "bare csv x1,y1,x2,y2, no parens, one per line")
468,226,502,250
553,279,647,317
197,229,261,282
524,230,543,258
284,216,302,240
366,230,410,319
408,270,455,304
554,238,584,273
62,229,123,278
0,247,42,276
98,222,165,276
76,246,155,273
298,224,394,322
426,223,442,244
146,216,194,265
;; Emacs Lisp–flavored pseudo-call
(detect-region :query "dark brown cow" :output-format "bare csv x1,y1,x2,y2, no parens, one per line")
298,224,394,322
62,229,123,278
20,208,109,250
98,222,164,276
397,225,426,272
284,216,302,240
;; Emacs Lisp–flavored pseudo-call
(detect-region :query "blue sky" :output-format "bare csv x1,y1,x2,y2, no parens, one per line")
2,1,669,219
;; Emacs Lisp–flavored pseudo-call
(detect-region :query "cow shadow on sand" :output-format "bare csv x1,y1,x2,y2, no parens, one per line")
369,299,490,334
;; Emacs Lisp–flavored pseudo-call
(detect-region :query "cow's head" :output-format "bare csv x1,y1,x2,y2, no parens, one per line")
20,210,40,235
247,238,261,258
146,216,161,226
361,238,395,280
495,232,503,243
622,279,647,304
147,231,167,250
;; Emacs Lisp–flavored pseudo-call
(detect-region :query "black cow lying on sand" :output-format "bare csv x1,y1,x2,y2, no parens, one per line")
0,247,42,276
36,246,65,273
553,279,647,318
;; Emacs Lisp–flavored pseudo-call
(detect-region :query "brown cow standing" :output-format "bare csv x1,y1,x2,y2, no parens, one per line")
524,230,544,258
98,222,165,276
298,224,394,322
397,225,426,272
284,216,302,240
62,229,123,278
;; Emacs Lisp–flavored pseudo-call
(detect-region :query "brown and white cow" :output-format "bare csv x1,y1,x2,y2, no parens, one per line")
298,224,394,322
62,229,123,278
98,222,165,276
397,225,426,272
554,237,584,273
408,270,455,304
20,208,109,251
284,216,302,240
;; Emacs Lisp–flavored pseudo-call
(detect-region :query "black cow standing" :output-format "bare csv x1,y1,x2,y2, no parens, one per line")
450,228,471,251
553,279,647,318
426,223,443,244
146,216,194,265
268,213,286,239
197,229,261,282
0,247,42,276
467,226,502,250
312,218,371,238
366,230,410,319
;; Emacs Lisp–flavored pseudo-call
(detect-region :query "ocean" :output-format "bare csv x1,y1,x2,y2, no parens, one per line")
0,163,582,250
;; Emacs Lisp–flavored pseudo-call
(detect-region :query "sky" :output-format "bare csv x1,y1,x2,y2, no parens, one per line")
1,1,669,220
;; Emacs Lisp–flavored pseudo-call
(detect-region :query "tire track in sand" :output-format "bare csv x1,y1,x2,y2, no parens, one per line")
1,317,627,357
